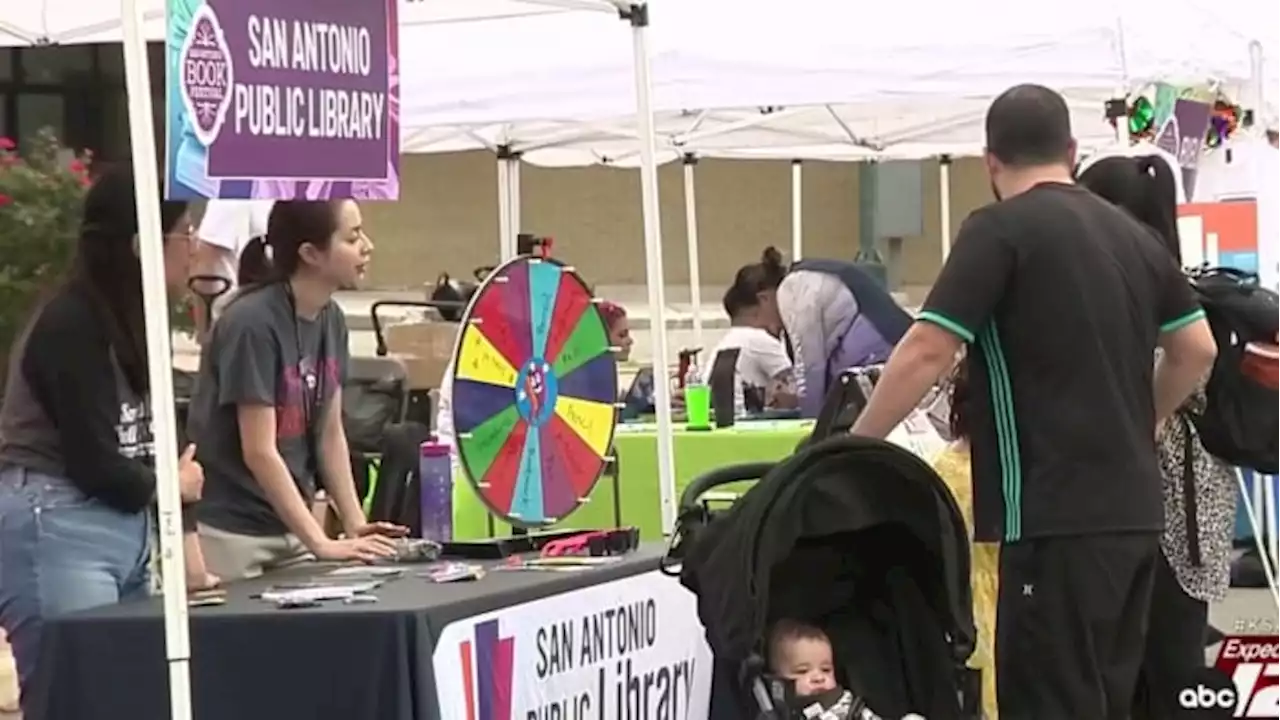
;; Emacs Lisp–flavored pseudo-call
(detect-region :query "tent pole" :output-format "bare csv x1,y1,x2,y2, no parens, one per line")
1267,480,1278,587
790,160,803,261
119,0,193,718
1249,40,1265,137
682,154,703,349
501,153,517,238
938,155,953,260
623,1,677,536
496,148,514,261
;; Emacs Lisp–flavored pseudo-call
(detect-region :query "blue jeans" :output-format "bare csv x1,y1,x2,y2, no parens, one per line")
0,466,151,704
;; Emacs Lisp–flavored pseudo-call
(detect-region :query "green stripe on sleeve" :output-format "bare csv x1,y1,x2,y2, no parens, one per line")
918,311,976,343
1159,308,1206,334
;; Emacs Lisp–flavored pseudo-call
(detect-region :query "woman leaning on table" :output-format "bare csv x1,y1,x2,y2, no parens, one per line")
725,247,912,418
0,166,212,705
1077,154,1237,719
187,199,406,581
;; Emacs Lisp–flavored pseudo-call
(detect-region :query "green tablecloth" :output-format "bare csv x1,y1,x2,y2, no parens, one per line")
451,419,813,539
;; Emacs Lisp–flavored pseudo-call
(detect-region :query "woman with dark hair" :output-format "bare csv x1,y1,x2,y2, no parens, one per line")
0,166,210,704
206,235,273,324
710,277,795,414
1079,155,1237,718
724,247,911,417
189,200,404,580
1078,155,1183,260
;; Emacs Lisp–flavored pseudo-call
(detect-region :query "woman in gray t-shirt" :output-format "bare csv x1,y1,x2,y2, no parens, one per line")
188,199,405,580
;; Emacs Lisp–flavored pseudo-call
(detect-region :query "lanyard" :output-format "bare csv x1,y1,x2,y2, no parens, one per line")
283,283,327,473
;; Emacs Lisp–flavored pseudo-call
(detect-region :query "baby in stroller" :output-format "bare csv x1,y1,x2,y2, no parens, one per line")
766,619,921,720
668,436,981,720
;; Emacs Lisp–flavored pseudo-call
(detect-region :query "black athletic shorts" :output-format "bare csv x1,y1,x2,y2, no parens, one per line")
995,532,1160,719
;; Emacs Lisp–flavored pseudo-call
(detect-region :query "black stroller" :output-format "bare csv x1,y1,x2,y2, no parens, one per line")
665,435,980,720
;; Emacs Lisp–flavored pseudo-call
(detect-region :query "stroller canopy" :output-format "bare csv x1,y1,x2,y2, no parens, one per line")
677,436,976,667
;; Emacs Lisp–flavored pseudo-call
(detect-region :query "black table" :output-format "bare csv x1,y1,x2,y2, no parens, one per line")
29,547,668,720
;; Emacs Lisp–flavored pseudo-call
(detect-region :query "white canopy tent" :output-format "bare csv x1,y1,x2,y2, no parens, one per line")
1,0,606,44
396,0,1274,344
79,2,676,720
399,0,1273,161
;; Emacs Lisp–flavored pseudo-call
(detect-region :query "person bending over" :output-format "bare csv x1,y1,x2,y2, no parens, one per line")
0,166,210,706
850,84,1217,718
710,275,796,414
725,247,911,418
189,199,404,580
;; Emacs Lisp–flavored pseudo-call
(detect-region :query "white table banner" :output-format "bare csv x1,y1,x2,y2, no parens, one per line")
433,570,714,720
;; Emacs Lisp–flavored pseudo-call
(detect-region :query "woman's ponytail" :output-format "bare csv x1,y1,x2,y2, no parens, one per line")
1133,155,1181,263
760,245,788,286
236,235,274,286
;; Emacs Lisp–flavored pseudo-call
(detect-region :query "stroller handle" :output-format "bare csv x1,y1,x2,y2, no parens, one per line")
663,461,774,577
371,300,466,357
678,462,775,513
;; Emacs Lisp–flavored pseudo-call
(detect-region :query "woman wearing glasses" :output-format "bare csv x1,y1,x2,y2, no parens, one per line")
0,166,211,707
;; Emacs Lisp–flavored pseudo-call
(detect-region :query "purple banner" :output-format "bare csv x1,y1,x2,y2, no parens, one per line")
1154,98,1212,198
167,0,399,199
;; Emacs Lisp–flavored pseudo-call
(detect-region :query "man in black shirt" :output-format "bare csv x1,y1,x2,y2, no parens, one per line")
851,85,1218,718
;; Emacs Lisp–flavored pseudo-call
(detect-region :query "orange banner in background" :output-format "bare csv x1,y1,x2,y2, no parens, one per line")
1176,201,1258,270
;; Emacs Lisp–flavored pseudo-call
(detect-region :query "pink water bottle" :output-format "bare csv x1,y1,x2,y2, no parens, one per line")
418,435,453,542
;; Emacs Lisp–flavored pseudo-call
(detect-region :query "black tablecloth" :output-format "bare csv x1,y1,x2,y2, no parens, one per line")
28,547,666,720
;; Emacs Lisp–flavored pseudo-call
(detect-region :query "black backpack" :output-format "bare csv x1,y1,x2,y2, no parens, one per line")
1186,267,1278,474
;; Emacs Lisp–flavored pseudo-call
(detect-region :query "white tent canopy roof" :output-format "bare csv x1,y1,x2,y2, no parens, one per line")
0,0,625,45
4,0,1272,164
396,0,1275,164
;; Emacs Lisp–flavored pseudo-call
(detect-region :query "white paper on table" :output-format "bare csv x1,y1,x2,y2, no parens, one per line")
326,566,404,578
259,581,380,603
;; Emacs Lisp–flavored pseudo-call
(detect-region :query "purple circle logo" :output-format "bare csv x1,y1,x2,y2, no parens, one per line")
178,5,234,146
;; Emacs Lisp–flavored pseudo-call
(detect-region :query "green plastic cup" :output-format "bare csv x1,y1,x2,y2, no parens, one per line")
685,383,711,430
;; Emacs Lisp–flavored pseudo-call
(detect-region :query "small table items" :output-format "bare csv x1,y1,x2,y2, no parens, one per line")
246,527,641,610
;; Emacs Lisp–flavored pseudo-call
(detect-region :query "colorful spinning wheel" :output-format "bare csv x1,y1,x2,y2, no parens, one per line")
450,256,619,527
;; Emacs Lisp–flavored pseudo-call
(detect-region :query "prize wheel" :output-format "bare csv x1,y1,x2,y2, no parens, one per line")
450,256,619,528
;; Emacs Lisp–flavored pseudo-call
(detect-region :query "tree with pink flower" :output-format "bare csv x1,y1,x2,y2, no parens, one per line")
0,129,94,392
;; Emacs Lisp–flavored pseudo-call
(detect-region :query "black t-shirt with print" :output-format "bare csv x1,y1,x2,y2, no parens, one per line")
190,283,349,536
0,285,198,528
920,183,1203,542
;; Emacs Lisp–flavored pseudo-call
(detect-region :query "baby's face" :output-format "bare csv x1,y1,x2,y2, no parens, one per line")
778,637,837,696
